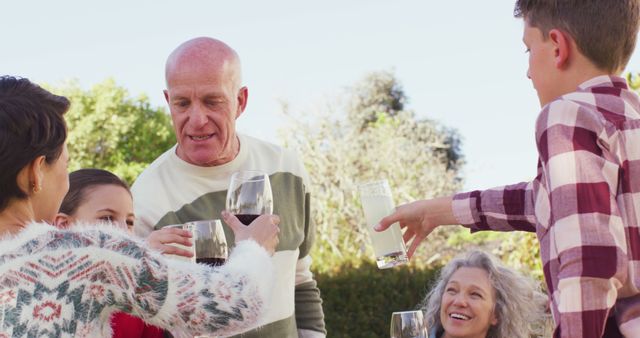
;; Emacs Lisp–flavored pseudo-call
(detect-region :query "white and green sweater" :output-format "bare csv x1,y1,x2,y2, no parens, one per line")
0,222,274,337
132,134,326,338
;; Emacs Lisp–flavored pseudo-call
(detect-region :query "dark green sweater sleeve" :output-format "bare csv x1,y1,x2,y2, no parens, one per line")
295,191,326,335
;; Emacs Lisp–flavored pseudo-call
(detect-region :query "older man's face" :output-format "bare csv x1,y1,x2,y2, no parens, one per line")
164,59,246,167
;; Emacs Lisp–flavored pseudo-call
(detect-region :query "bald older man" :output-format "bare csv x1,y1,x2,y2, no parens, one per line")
132,37,326,338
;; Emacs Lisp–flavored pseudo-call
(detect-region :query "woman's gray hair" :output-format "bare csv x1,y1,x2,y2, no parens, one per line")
421,250,547,338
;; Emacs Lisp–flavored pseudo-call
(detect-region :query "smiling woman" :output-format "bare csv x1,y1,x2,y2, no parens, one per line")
421,250,547,338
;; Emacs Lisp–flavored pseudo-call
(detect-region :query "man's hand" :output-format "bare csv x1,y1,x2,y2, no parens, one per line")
146,227,194,258
222,211,280,255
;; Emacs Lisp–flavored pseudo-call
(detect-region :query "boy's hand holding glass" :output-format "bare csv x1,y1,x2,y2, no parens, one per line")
359,179,408,269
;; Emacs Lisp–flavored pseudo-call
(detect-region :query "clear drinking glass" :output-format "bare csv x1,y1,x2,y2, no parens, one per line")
358,179,408,269
190,220,228,267
163,220,228,266
390,310,428,338
165,221,227,338
226,170,273,225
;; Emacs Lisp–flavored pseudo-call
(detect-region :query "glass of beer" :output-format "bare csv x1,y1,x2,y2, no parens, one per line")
390,310,428,338
358,179,408,269
226,170,273,225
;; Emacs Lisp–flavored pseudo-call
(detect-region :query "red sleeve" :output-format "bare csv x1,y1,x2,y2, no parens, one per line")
111,312,164,338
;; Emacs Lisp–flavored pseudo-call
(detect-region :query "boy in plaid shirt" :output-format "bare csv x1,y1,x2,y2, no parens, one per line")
376,1,640,337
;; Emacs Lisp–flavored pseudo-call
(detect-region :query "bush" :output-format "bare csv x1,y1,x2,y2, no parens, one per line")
314,261,440,337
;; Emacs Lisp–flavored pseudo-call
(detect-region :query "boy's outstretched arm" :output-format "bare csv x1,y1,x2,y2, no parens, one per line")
376,180,539,258
376,196,457,258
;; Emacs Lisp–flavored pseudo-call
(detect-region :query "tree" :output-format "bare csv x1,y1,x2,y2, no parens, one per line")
628,72,640,93
280,71,465,272
47,79,175,184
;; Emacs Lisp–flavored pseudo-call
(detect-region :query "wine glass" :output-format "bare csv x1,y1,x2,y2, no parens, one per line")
166,221,227,338
390,310,428,338
225,170,273,225
163,220,228,267
190,220,228,267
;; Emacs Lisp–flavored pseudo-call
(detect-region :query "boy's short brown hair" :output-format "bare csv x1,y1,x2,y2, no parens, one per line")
515,0,639,73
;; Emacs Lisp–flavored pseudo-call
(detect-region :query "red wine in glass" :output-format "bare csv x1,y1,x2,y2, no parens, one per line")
226,171,273,227
236,214,260,226
196,257,226,267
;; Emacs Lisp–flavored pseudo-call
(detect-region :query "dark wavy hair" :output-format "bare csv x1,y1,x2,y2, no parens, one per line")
514,0,640,73
59,168,131,216
0,76,69,211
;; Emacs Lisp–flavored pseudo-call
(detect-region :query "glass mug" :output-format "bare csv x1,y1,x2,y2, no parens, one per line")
390,310,428,338
358,179,408,269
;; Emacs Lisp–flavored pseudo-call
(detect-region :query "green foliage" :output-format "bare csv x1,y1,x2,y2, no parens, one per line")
628,72,640,93
493,232,543,282
46,79,175,184
314,261,440,337
447,230,544,282
347,71,406,129
280,70,465,272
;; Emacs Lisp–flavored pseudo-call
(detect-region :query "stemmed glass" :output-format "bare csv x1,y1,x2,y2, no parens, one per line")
390,310,428,338
225,170,273,225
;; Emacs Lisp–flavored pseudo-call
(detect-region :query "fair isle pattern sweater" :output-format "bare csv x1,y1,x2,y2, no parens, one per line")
0,223,274,338
132,134,326,338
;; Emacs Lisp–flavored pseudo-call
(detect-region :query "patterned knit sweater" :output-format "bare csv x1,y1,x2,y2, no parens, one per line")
0,222,274,338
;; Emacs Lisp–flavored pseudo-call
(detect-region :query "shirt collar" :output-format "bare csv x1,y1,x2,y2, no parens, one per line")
577,75,629,91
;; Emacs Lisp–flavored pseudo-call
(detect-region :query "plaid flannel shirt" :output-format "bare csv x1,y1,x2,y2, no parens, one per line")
452,76,640,337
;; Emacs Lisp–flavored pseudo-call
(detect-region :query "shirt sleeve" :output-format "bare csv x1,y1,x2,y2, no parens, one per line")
294,162,326,336
295,256,326,336
452,181,537,233
536,100,627,338
92,229,275,337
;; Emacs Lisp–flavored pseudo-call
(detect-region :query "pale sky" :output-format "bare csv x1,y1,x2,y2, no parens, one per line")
4,1,639,192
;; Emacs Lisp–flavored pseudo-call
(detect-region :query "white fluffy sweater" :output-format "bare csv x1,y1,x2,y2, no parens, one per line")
0,222,274,337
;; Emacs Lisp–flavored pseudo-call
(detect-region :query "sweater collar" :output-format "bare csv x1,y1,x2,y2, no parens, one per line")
169,133,250,178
